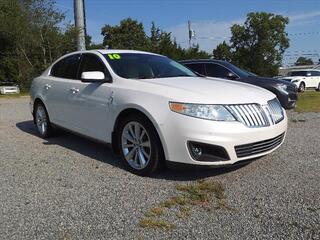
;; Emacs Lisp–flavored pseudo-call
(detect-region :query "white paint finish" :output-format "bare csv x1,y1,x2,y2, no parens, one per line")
30,50,287,166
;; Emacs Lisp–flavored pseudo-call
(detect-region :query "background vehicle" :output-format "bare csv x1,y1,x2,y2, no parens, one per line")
180,59,298,109
0,82,20,95
30,50,287,176
280,69,320,92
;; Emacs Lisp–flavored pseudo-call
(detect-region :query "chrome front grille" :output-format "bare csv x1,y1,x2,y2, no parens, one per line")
225,104,269,127
267,98,284,124
225,99,284,128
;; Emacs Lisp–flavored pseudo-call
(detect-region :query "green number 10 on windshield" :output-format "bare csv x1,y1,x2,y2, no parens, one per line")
108,53,121,60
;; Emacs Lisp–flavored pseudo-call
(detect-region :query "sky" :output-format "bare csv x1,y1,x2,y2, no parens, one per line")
56,0,320,66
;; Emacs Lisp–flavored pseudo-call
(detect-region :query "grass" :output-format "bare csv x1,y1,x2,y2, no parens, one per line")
139,218,176,230
176,206,191,219
296,91,320,113
139,179,231,231
144,207,165,217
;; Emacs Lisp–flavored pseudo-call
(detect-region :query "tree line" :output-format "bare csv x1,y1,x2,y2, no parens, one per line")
1,0,294,90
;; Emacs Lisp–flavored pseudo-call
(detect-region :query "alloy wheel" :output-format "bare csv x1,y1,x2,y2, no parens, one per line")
121,121,151,170
35,105,48,135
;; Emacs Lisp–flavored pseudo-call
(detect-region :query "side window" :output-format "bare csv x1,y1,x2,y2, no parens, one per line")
51,54,81,79
311,71,320,76
79,54,110,79
205,63,232,78
185,63,205,75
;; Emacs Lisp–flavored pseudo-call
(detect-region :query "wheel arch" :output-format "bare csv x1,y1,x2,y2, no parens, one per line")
111,107,168,160
33,97,48,123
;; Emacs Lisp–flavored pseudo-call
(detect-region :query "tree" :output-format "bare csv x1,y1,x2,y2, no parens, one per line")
212,41,232,61
212,12,289,76
100,18,209,60
0,0,80,89
101,18,150,50
295,57,313,66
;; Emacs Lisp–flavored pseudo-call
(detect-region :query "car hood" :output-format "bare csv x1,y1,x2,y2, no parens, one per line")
140,76,276,105
243,76,294,85
241,76,297,91
281,76,305,81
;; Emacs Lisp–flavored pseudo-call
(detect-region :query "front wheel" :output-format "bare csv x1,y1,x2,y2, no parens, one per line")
117,114,164,176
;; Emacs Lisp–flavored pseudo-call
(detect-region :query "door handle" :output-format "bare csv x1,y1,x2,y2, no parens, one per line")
70,87,79,93
44,84,51,90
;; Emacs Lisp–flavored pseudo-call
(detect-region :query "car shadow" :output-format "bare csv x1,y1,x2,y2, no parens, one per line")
16,120,252,181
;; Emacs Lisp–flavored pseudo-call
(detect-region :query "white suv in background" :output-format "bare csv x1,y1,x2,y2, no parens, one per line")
30,50,287,176
282,69,320,92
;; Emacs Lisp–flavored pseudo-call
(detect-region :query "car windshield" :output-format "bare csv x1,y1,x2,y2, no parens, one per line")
104,53,196,79
288,71,308,77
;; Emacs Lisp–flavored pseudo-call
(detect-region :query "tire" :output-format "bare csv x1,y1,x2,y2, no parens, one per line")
317,83,320,92
34,102,53,138
117,114,164,176
298,82,305,92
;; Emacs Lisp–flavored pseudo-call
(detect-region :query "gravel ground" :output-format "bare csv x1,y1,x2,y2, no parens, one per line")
0,97,319,240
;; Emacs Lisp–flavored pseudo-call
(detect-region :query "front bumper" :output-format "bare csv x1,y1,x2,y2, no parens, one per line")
280,91,298,109
160,112,287,166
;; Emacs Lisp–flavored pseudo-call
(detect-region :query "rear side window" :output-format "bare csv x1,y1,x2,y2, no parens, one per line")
205,63,232,78
288,71,308,77
51,54,81,79
185,63,205,75
311,71,320,76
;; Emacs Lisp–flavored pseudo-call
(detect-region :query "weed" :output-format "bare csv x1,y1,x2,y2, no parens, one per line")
144,207,165,217
176,206,191,218
139,218,176,230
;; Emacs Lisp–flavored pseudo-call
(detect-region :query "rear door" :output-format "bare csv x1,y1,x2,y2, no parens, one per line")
45,54,81,129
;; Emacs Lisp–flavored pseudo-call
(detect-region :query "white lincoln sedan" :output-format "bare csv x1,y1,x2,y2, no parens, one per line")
30,50,287,175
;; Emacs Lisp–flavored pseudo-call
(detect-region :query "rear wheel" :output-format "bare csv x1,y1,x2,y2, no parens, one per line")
298,82,305,92
34,102,53,138
317,83,320,91
117,114,164,176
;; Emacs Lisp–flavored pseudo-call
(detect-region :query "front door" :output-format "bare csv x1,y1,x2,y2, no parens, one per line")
68,53,113,142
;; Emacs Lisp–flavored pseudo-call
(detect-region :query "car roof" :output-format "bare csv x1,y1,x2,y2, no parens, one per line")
179,59,229,64
64,49,163,56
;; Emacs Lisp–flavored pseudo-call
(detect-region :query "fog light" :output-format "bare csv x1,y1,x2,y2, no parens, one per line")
191,145,202,157
188,141,230,162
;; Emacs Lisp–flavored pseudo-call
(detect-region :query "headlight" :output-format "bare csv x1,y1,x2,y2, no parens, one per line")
292,80,298,83
275,83,288,94
169,102,236,121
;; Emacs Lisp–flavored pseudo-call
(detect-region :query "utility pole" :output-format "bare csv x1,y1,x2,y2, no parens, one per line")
188,20,191,48
188,20,195,48
74,0,86,51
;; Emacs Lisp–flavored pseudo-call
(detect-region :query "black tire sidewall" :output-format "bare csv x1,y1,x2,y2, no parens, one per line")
117,114,163,176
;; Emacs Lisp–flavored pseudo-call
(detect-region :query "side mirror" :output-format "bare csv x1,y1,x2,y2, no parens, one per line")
81,71,105,82
306,73,311,77
227,72,238,80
